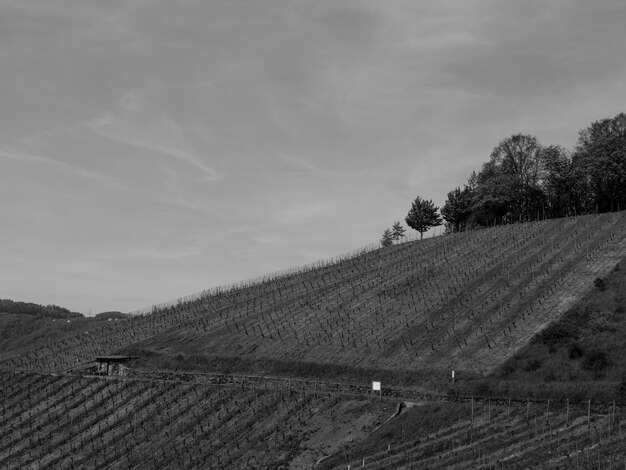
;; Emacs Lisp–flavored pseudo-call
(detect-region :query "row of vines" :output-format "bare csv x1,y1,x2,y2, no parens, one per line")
322,398,626,469
2,212,626,375
0,371,389,469
4,371,626,469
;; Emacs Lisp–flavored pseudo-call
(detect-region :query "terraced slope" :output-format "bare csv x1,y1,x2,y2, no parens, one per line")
0,371,390,469
3,371,624,469
2,212,626,376
320,398,626,470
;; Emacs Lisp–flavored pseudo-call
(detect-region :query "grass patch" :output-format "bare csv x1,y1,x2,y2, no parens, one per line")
318,402,468,470
493,260,626,384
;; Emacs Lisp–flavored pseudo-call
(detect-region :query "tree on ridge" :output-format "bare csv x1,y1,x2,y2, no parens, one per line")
441,186,473,232
391,221,406,243
380,228,394,247
405,196,442,239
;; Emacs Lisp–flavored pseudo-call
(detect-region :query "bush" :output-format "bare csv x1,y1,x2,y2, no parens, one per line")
582,351,610,377
568,342,584,359
523,359,542,372
540,322,576,346
593,277,607,291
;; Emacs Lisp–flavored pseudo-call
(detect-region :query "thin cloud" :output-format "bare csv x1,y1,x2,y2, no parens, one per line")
1,143,221,218
276,201,331,224
0,145,116,187
87,91,223,182
95,245,207,262
278,152,316,171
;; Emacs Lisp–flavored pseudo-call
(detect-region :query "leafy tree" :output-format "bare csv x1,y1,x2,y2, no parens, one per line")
540,145,584,217
488,134,546,222
467,134,548,225
380,228,394,247
405,196,442,239
490,134,543,187
391,221,406,243
572,112,626,213
441,186,473,232
436,112,626,227
471,161,516,225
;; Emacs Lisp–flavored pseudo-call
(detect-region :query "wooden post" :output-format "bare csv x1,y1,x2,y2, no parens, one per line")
566,398,569,427
612,399,616,434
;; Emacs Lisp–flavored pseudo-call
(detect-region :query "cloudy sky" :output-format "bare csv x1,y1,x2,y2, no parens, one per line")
1,1,625,315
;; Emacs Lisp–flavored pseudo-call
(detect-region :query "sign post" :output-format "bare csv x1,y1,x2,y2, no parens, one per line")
372,381,381,399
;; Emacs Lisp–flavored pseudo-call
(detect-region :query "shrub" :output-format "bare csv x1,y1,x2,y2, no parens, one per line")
593,277,607,291
582,351,610,377
523,359,542,372
568,342,584,359
543,370,557,381
539,323,576,346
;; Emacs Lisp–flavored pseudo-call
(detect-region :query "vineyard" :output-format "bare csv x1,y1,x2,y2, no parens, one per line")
320,396,626,469
2,213,626,468
2,370,626,469
2,213,626,377
0,371,392,469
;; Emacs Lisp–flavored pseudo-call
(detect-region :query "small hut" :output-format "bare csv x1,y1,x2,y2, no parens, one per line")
94,356,138,376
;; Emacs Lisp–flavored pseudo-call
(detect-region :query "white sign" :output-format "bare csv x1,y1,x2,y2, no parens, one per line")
372,381,381,391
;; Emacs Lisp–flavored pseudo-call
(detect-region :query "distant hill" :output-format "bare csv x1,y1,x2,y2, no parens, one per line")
0,301,130,357
0,299,83,319
0,300,85,355
94,311,130,320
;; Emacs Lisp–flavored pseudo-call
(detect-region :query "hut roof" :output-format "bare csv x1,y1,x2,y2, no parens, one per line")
95,356,139,363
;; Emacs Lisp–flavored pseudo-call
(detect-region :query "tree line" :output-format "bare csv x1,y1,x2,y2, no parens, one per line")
0,299,84,319
382,112,626,244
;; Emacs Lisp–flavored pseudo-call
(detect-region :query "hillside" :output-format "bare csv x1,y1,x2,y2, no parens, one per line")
130,212,626,375
0,313,85,355
0,370,394,469
438,255,626,403
0,299,83,319
318,397,626,469
497,259,626,384
2,212,626,469
2,212,626,382
0,300,86,355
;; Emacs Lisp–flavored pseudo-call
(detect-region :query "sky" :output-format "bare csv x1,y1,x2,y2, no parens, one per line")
1,0,625,315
